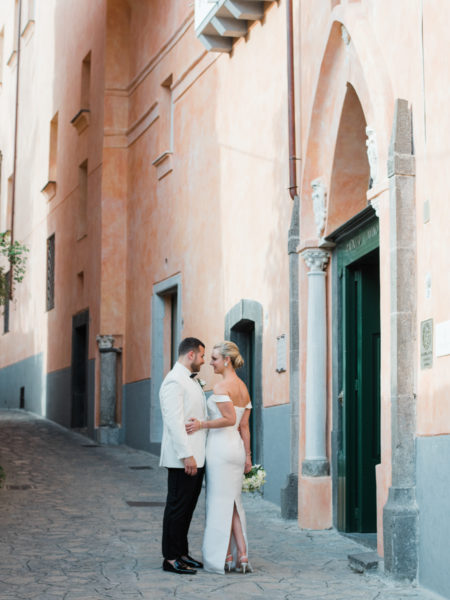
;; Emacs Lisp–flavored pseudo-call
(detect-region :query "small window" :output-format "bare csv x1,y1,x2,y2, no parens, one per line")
49,113,58,182
46,234,55,311
77,160,88,240
6,174,13,232
81,51,91,109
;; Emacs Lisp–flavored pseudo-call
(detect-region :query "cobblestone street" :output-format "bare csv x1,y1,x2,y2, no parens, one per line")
0,410,441,600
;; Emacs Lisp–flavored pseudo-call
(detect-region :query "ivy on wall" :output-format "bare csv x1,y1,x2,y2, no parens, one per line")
0,231,29,306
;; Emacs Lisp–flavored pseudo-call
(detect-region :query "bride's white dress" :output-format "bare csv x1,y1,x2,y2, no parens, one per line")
202,394,252,574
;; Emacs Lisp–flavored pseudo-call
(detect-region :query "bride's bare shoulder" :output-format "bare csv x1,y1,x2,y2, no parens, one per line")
213,382,229,395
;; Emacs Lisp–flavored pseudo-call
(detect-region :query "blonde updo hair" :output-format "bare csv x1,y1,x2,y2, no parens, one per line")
213,341,244,370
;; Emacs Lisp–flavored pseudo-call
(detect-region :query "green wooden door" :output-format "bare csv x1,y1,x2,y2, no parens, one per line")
339,248,380,532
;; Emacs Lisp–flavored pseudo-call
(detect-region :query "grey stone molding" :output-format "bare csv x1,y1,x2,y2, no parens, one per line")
151,274,182,445
282,195,300,519
383,98,418,581
302,458,330,477
97,334,120,433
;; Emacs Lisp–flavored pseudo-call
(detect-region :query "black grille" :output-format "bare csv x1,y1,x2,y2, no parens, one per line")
3,270,10,333
46,234,55,311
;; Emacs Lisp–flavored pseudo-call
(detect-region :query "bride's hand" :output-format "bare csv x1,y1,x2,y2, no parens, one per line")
244,457,252,474
186,418,201,434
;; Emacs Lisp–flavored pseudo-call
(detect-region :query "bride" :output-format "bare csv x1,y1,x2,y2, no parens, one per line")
185,341,252,574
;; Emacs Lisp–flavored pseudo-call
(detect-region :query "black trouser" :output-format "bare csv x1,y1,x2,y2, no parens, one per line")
162,467,204,560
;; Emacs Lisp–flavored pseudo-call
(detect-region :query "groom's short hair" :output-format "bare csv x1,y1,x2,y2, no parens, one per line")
178,337,205,356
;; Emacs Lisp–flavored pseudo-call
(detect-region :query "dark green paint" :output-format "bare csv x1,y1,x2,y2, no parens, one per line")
337,220,380,533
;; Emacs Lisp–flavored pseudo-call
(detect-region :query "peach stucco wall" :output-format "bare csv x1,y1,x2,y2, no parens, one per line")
122,1,291,408
1,0,450,549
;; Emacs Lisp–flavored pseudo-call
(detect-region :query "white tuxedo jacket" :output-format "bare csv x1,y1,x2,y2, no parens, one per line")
159,361,207,468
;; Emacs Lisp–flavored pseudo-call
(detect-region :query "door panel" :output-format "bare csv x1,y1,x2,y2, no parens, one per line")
339,249,380,532
71,314,89,429
230,320,255,456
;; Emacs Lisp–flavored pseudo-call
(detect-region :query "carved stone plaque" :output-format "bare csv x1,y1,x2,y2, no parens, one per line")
420,319,433,369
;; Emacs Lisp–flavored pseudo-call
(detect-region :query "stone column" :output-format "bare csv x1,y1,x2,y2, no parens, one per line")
383,99,418,580
301,248,330,476
96,334,122,444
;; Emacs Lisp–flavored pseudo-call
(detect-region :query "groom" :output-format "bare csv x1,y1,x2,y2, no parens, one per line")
160,337,207,574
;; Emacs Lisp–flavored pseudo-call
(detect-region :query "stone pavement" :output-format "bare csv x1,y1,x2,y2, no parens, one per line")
0,410,443,600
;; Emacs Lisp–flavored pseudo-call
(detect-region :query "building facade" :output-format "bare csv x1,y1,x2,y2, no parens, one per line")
0,1,449,596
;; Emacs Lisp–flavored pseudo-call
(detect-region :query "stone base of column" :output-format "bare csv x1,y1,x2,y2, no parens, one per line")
298,475,332,529
383,486,418,581
96,426,121,445
302,458,329,477
281,473,298,519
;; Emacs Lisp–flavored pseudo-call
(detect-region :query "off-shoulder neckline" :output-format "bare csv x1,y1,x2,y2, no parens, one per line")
211,394,251,408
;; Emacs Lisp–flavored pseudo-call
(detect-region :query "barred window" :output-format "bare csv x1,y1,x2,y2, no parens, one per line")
3,270,10,334
46,234,55,311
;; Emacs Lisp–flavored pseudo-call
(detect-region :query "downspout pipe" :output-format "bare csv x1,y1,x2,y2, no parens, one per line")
9,0,22,292
8,0,22,299
281,0,301,520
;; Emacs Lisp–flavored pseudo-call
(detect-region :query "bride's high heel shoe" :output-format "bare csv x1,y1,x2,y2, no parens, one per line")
225,554,233,573
236,555,252,574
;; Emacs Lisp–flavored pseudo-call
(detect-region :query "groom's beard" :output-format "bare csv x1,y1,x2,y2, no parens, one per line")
190,359,203,374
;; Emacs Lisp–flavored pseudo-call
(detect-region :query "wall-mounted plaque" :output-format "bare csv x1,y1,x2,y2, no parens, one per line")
276,334,287,373
420,319,433,369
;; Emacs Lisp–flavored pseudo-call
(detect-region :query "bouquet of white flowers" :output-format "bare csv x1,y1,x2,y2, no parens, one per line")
242,464,266,493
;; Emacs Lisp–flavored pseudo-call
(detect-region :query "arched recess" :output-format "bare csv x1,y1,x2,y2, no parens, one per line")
300,15,393,240
326,83,370,234
225,300,263,465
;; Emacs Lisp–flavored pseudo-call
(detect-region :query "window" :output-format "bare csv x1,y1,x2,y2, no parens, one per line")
41,113,58,201
77,160,88,240
162,289,178,373
3,270,10,333
81,51,91,109
21,0,35,36
49,113,58,181
6,174,13,232
12,0,19,54
46,234,55,311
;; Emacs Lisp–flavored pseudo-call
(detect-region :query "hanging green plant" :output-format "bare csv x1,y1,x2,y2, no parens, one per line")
0,231,29,306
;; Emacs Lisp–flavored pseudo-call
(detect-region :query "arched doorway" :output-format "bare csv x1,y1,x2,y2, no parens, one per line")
225,300,263,465
326,85,381,534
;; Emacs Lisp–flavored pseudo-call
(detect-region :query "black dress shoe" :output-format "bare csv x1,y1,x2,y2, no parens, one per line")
181,555,203,569
162,559,197,574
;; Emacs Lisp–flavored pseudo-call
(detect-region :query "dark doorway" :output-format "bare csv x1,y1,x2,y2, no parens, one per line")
71,310,89,428
230,319,256,457
338,247,380,532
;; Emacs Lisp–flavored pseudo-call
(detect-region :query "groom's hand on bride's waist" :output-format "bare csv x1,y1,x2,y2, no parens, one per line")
183,456,198,476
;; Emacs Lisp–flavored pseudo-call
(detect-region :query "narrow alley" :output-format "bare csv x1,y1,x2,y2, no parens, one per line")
0,410,440,600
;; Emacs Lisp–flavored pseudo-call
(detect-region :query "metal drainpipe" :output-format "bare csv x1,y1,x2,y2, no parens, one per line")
281,0,301,520
11,0,23,249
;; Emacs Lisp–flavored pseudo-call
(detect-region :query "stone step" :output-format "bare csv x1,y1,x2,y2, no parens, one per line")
348,551,380,573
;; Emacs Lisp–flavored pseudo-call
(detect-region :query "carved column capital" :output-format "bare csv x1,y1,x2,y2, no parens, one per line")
302,248,330,272
96,334,114,351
